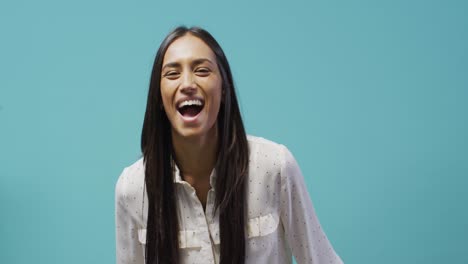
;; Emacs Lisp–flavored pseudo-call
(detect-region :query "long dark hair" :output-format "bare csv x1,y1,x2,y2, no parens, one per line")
141,26,249,264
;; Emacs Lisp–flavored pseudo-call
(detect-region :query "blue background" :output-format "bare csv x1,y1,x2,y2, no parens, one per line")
1,0,467,263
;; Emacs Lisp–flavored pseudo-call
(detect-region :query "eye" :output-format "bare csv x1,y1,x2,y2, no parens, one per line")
195,67,211,76
163,71,180,79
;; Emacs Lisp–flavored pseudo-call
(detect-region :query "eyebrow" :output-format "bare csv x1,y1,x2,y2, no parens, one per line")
162,58,215,71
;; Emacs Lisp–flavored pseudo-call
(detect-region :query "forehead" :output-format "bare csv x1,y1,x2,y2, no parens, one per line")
163,34,216,64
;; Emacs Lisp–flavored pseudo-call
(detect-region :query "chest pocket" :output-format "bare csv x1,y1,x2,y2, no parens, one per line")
210,213,280,244
138,228,203,249
138,214,279,248
246,213,279,238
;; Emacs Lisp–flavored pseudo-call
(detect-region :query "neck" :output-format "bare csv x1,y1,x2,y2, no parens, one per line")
171,128,218,181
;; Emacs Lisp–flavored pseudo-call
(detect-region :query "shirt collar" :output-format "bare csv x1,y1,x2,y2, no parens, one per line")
173,162,217,190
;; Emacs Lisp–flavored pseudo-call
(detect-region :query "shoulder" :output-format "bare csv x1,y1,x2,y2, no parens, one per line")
247,135,285,154
246,135,292,162
245,135,300,217
247,135,300,177
115,157,146,205
246,134,294,174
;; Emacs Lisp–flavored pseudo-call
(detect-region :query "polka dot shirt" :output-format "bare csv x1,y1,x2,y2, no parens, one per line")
115,135,343,264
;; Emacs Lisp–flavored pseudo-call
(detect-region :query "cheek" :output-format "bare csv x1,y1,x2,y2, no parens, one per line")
210,86,223,118
206,78,222,104
160,85,174,112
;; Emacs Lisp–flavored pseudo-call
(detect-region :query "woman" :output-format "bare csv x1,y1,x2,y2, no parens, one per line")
115,26,343,264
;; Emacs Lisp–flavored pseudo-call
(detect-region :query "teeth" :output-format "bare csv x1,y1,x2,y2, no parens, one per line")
178,99,203,108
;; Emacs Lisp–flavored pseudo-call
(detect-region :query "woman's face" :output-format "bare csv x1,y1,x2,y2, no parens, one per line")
160,34,222,140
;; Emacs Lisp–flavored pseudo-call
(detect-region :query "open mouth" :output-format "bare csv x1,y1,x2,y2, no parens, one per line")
177,99,204,118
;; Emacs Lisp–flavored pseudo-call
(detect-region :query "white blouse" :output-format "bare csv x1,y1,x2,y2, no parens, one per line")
115,135,343,264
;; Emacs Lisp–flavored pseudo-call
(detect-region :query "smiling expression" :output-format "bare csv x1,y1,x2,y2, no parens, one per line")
160,34,223,140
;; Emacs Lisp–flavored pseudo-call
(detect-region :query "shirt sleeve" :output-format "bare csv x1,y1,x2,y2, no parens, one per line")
115,168,145,264
279,145,344,264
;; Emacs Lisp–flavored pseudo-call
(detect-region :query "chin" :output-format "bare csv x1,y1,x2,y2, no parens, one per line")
172,127,206,139
171,123,217,141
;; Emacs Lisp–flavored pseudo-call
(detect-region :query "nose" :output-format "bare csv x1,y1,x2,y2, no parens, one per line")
180,72,197,94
